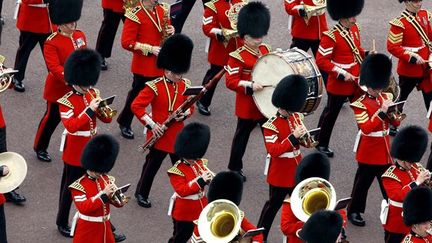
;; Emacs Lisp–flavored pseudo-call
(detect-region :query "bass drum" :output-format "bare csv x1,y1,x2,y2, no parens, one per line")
252,48,324,118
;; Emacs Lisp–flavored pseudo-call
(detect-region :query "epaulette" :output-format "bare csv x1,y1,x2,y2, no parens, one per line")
201,158,208,167
390,17,405,29
382,92,394,101
68,176,86,193
350,95,367,110
260,43,272,52
145,77,163,95
229,47,245,63
125,6,142,24
47,32,57,41
381,165,401,182
323,28,336,42
402,234,413,243
262,116,279,133
57,91,74,109
183,78,191,88
355,23,361,33
204,0,217,13
167,161,185,177
107,175,115,184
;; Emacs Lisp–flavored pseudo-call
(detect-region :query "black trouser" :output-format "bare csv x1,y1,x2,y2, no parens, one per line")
168,219,194,243
172,0,210,33
56,164,86,227
228,117,266,171
34,102,61,152
398,75,432,111
13,31,50,82
317,93,354,148
117,74,158,128
257,185,294,241
384,231,405,243
96,8,125,58
0,204,6,243
136,147,179,199
347,163,389,214
426,142,432,171
199,64,223,108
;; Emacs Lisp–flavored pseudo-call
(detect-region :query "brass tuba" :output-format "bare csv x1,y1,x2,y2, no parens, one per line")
0,55,18,93
291,177,337,222
302,0,326,25
198,199,242,243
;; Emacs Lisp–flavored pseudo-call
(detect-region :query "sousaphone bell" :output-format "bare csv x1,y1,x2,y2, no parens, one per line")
0,152,27,193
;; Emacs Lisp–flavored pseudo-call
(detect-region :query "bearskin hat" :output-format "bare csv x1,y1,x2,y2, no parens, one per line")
207,171,243,206
403,187,432,226
174,123,211,159
359,53,392,89
295,152,331,184
271,74,308,112
327,0,364,20
50,0,83,25
64,49,102,86
157,34,193,74
391,125,428,163
299,210,343,243
81,134,120,173
237,1,270,38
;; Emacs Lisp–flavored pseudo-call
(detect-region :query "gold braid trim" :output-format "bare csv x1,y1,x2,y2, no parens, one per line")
57,91,74,109
262,116,279,133
381,165,401,182
125,6,142,24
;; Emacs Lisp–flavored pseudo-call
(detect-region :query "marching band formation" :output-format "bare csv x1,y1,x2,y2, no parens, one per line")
2,0,432,242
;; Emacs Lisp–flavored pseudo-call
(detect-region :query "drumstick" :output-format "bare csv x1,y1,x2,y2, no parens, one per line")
261,84,276,88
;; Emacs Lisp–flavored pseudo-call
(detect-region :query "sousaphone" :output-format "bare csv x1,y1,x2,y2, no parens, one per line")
0,152,27,193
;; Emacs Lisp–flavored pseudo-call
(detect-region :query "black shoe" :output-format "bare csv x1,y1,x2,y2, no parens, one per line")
135,194,151,208
232,170,246,182
119,125,134,139
196,101,211,116
114,232,126,242
389,126,398,137
5,190,26,205
1,17,4,26
57,225,72,238
101,58,108,71
12,78,25,92
348,212,366,227
35,150,52,162
316,146,334,158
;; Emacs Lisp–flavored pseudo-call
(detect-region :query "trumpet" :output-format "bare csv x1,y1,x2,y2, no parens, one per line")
379,93,406,122
100,175,130,206
412,164,432,188
302,2,326,25
195,160,215,182
87,89,117,119
293,113,318,148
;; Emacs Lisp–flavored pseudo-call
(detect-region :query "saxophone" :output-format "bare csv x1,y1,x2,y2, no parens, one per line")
159,2,171,44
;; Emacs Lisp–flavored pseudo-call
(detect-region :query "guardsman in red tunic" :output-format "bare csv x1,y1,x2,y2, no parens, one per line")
191,171,264,243
382,126,430,243
33,0,85,163
12,0,54,92
298,210,344,243
347,54,400,227
280,152,348,243
225,1,270,181
56,49,112,237
315,0,365,158
195,0,245,116
131,34,194,208
402,187,432,243
257,75,308,241
95,0,125,70
284,0,328,56
117,0,174,139
69,135,126,243
167,123,212,243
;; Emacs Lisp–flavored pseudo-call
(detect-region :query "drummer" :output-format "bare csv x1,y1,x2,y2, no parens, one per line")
257,74,309,241
225,1,271,182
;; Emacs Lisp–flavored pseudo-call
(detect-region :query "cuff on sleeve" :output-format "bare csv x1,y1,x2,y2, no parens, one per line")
377,111,387,120
197,178,207,188
85,107,95,118
410,181,418,189
100,194,110,204
288,134,300,146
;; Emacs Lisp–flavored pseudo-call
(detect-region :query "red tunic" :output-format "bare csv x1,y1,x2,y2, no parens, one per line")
121,3,169,77
262,114,302,188
0,105,5,128
16,0,53,33
316,23,365,96
284,0,328,40
225,44,271,120
382,163,420,234
70,174,123,243
202,0,244,66
58,89,112,167
403,233,432,243
351,93,399,165
131,77,193,153
167,159,209,222
191,214,264,243
43,30,87,102
101,0,125,13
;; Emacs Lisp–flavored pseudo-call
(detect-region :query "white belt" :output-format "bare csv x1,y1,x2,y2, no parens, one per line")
362,129,389,137
168,192,204,216
331,61,357,69
28,3,48,7
79,213,110,222
279,150,301,158
388,199,403,208
69,128,97,137
403,45,425,52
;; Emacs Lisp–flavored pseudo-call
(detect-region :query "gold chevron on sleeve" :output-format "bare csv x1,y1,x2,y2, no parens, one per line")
388,31,403,44
355,111,369,124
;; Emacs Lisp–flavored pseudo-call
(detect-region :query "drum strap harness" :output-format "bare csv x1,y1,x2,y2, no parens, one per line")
401,10,432,51
335,23,363,64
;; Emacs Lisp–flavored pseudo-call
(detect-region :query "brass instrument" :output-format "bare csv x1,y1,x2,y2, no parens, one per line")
87,90,117,119
291,177,337,222
302,1,326,25
100,175,130,206
0,55,18,93
123,0,139,10
198,199,242,243
221,1,247,43
412,164,432,188
0,152,27,193
160,2,171,44
293,113,318,148
379,93,406,122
